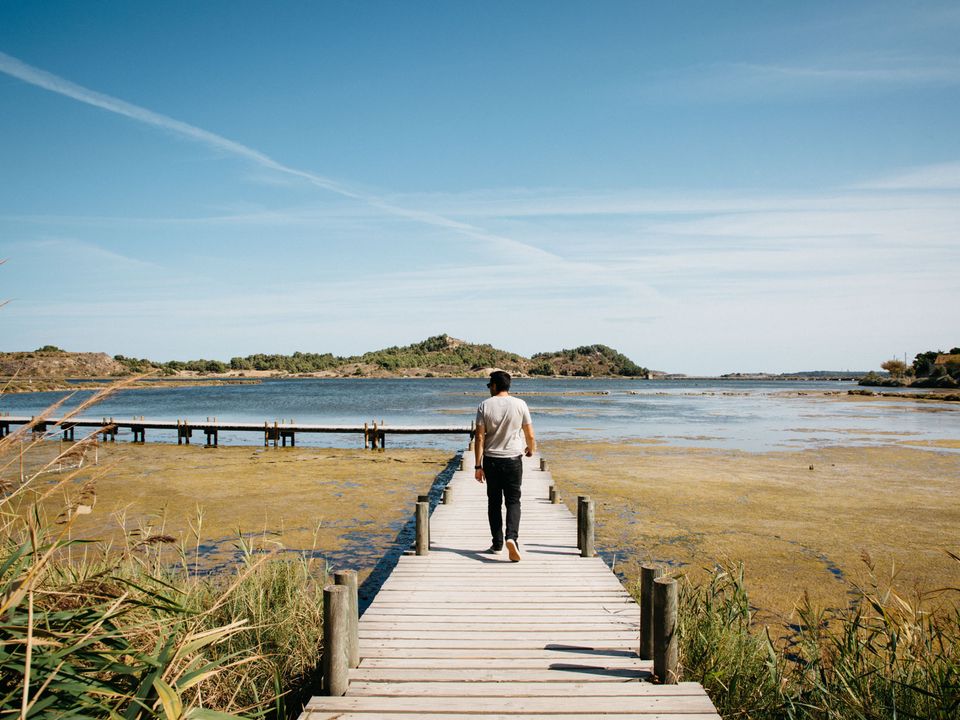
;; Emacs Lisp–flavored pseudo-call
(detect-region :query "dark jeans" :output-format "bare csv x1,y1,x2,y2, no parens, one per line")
483,455,523,546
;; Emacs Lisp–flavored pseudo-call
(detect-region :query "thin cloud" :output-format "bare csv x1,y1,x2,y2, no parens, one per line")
640,55,960,104
0,50,555,261
855,161,960,190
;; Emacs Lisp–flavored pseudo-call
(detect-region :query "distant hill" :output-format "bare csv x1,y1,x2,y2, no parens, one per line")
4,335,650,380
529,344,647,377
0,347,125,378
222,335,649,378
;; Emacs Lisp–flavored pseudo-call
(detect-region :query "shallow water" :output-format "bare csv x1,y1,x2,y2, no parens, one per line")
4,378,958,452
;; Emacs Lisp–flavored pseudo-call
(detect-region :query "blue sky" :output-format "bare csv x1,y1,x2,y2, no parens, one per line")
1,1,957,374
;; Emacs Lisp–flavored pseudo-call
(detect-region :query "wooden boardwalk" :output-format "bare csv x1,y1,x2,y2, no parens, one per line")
0,415,471,448
301,453,719,719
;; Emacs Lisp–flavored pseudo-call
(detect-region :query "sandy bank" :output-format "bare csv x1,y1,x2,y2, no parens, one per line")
541,440,960,627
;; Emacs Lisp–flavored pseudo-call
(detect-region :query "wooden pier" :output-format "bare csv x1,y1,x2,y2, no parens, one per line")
0,415,472,449
302,453,719,719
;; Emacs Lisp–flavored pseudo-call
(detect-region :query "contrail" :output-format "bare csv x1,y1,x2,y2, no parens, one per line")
0,50,555,260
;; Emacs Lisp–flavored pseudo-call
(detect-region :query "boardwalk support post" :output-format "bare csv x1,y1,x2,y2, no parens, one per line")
418,495,431,546
322,585,349,696
580,498,595,558
653,576,679,684
415,501,429,556
577,496,587,549
640,564,664,660
540,457,547,471
549,485,557,503
458,458,464,471
443,485,452,504
333,570,360,669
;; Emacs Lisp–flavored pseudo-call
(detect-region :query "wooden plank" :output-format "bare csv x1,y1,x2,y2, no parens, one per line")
350,668,651,683
304,714,721,720
359,622,640,632
348,681,707,696
359,631,640,641
306,695,719,713
358,657,648,668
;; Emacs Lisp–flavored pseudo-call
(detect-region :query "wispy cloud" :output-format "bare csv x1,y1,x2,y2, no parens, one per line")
0,50,555,262
854,161,960,190
639,55,960,104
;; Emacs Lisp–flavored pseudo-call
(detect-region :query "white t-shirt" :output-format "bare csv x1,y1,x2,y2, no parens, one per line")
476,395,532,458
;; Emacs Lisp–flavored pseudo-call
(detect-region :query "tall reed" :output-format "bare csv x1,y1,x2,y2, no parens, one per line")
633,558,959,719
1,390,326,719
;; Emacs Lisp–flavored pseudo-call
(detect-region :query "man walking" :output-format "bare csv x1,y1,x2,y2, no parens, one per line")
474,370,535,562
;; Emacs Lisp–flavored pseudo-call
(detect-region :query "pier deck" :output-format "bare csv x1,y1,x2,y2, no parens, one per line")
301,454,719,719
0,415,471,448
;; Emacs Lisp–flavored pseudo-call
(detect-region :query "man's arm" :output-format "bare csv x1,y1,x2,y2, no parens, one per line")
474,425,485,483
522,422,536,457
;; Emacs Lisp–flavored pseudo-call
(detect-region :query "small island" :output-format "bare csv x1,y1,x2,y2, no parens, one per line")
1,335,652,391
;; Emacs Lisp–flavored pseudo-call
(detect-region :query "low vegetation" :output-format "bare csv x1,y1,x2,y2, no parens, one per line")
861,346,960,389
0,394,327,719
638,561,960,719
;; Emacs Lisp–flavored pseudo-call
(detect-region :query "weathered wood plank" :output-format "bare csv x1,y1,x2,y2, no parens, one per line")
348,681,707,696
306,695,719,713
304,714,721,720
350,668,651,682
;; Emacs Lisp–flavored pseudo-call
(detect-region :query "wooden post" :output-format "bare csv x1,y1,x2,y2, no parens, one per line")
468,438,474,451
577,496,587,549
580,498,595,558
371,422,378,450
418,495,431,546
415,501,429,556
322,585,349,696
457,458,464,471
540,457,547,471
443,485,452,504
549,485,557,503
640,564,664,660
363,422,369,449
653,577,679,684
333,570,359,669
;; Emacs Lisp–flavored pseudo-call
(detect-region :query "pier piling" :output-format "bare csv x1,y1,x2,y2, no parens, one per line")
415,501,429,556
321,585,349,696
580,498,595,558
653,577,679,684
333,570,360,669
639,564,664,660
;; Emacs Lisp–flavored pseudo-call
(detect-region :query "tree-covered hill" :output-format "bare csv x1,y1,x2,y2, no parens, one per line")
529,344,648,377
4,335,649,379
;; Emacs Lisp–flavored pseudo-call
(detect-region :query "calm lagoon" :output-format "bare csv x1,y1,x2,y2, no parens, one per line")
4,378,958,452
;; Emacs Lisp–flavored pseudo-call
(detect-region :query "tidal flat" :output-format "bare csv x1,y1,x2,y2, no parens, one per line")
542,439,960,626
15,442,451,586
11,429,958,632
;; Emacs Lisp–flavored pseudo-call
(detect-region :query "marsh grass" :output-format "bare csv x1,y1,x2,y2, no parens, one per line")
640,559,960,719
1,389,326,719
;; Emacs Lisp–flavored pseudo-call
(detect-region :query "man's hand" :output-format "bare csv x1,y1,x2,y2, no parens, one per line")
524,446,534,457
475,467,485,484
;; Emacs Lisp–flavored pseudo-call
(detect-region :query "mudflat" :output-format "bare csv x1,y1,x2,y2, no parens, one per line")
16,442,450,580
542,439,960,624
